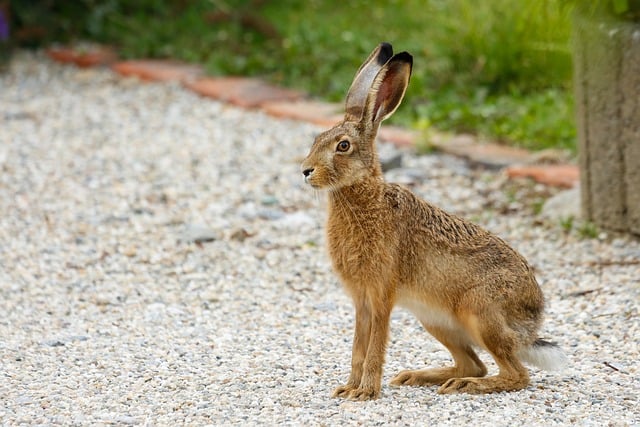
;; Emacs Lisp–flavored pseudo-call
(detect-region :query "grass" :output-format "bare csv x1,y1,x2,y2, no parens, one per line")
12,0,577,152
559,215,600,238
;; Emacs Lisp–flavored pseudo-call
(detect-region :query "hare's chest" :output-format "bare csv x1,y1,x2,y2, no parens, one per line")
326,222,392,284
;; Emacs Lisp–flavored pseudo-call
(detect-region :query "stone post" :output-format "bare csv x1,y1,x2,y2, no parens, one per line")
573,14,640,235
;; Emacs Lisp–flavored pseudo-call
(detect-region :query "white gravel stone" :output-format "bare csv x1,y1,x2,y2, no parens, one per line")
0,52,639,426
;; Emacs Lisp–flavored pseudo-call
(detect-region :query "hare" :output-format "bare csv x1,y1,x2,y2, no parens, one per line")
301,43,566,401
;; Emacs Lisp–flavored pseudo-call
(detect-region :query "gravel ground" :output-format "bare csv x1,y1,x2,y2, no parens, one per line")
1,52,639,426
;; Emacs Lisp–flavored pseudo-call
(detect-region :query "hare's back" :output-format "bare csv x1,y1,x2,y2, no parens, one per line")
385,183,536,283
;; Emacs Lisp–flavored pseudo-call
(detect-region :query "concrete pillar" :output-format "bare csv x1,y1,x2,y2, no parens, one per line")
621,26,640,234
573,15,640,235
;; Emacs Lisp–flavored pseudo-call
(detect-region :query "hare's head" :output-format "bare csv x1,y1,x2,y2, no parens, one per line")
301,43,412,190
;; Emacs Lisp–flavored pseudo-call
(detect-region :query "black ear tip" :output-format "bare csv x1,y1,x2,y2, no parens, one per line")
377,42,394,65
393,51,413,65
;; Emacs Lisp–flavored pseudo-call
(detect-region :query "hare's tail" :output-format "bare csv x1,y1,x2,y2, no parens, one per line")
517,339,568,371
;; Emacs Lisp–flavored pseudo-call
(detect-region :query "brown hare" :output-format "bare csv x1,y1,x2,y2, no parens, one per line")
301,43,566,401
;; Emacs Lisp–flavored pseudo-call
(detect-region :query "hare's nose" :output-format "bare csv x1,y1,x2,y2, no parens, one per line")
303,168,314,177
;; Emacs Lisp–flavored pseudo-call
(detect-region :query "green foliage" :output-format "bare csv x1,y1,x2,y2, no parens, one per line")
416,88,576,151
10,0,578,152
558,216,600,238
577,221,599,239
613,0,631,14
559,216,575,233
532,198,546,216
565,0,640,21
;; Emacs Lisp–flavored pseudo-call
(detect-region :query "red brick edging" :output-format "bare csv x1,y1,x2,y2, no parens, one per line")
112,60,203,82
46,46,117,68
506,164,580,188
183,76,304,108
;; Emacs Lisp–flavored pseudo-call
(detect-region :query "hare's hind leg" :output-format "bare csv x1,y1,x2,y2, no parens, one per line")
438,313,530,394
390,325,487,387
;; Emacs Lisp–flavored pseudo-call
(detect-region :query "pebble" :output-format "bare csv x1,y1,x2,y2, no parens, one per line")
380,152,403,172
542,186,581,221
0,52,639,426
179,224,218,244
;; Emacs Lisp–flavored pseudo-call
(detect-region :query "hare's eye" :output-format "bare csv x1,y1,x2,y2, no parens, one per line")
336,140,350,152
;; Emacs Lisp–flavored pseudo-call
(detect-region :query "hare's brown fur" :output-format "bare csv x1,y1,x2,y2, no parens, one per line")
301,43,565,401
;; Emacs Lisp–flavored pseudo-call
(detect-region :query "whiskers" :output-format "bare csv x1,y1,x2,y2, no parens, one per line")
312,188,322,204
301,181,326,213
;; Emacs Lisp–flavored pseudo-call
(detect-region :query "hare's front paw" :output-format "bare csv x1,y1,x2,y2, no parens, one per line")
332,384,380,400
347,386,380,401
332,384,358,398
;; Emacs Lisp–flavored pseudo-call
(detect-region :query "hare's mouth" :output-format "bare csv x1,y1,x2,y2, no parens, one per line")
304,176,323,189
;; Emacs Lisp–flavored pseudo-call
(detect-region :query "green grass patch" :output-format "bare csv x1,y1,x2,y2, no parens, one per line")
418,87,576,151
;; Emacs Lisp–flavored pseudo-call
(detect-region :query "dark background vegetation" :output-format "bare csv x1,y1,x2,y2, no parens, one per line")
5,0,636,152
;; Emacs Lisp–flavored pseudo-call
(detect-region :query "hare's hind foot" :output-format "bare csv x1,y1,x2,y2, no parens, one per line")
391,327,488,387
390,367,457,386
390,364,487,387
438,374,529,394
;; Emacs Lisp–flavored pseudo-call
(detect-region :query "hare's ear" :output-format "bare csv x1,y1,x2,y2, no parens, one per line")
344,42,393,121
362,52,412,126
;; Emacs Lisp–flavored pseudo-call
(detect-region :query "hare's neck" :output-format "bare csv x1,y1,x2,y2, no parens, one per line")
328,176,384,214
